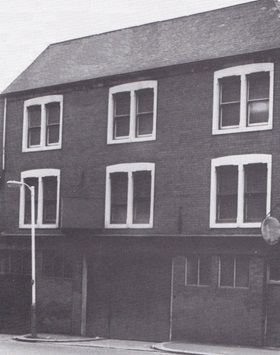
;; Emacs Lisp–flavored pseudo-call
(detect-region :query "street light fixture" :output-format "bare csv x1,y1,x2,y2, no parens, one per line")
7,180,37,338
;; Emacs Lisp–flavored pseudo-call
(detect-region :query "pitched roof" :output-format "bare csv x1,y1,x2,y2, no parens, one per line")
3,0,280,94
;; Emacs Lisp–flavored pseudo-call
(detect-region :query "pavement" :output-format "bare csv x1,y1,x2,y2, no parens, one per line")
10,333,280,354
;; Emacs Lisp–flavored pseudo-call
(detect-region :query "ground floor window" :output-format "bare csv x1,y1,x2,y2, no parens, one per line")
185,255,211,286
42,250,73,279
219,255,249,288
268,257,280,283
0,250,30,275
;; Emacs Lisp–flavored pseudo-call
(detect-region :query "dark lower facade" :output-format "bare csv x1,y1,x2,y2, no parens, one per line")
1,233,280,347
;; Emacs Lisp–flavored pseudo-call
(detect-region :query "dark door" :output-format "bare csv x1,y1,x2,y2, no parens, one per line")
87,253,171,342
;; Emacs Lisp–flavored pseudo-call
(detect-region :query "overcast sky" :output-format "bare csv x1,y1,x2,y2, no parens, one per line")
0,0,256,93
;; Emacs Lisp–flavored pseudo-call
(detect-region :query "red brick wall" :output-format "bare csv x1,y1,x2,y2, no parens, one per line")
2,55,280,236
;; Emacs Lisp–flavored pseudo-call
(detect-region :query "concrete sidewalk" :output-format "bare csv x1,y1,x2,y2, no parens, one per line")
12,334,280,354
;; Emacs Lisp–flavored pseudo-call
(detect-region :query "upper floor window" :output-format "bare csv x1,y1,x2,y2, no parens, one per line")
20,169,60,229
212,63,274,134
107,81,157,144
105,163,155,228
210,154,271,228
23,95,63,152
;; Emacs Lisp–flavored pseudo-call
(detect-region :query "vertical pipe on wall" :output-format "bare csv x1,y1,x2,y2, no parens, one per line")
2,97,7,171
81,254,88,336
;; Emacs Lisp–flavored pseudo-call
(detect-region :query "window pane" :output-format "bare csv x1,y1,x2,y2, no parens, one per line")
24,177,38,224
235,255,249,287
218,195,238,222
245,164,267,192
113,92,130,139
28,105,41,127
247,72,269,125
53,255,63,277
28,105,41,147
137,113,153,136
43,176,57,224
220,256,234,287
10,252,23,275
269,257,280,282
46,102,60,124
137,89,154,113
219,76,240,128
29,127,41,146
199,256,211,286
111,172,128,223
46,102,60,145
43,251,54,277
248,72,269,100
186,255,198,285
114,116,130,138
47,125,60,144
217,166,238,194
217,166,238,222
133,171,151,224
248,101,269,124
114,92,130,116
22,251,31,275
244,164,267,222
220,103,240,127
220,76,241,103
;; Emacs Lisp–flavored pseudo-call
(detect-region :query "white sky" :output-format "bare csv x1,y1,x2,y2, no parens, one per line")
0,0,256,93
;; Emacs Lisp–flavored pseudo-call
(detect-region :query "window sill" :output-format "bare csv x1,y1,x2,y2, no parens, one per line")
107,136,155,144
185,284,211,287
105,223,153,229
19,224,59,229
267,281,280,285
22,145,62,153
210,222,261,228
212,124,272,135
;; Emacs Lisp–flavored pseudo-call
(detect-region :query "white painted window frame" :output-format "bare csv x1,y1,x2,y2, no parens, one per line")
22,95,63,152
107,81,157,144
212,63,274,135
218,256,249,289
105,163,155,228
19,169,60,229
210,154,272,228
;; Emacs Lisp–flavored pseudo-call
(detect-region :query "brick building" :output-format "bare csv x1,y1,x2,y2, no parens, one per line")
1,0,280,347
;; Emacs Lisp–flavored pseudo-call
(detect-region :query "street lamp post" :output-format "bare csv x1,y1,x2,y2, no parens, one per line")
7,180,37,338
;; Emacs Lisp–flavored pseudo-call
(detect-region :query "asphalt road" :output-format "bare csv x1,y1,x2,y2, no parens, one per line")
0,334,165,355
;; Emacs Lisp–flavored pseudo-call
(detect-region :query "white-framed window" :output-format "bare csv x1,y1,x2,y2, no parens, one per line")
19,169,60,229
185,255,211,286
212,63,274,134
218,255,249,288
107,81,157,144
105,163,155,228
22,95,63,152
210,154,271,228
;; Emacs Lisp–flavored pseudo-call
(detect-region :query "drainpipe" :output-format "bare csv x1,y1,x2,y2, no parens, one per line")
2,97,7,172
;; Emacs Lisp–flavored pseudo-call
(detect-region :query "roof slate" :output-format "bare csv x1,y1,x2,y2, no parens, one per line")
3,0,280,94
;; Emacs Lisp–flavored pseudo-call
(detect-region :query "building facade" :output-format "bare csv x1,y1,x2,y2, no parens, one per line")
1,0,280,347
